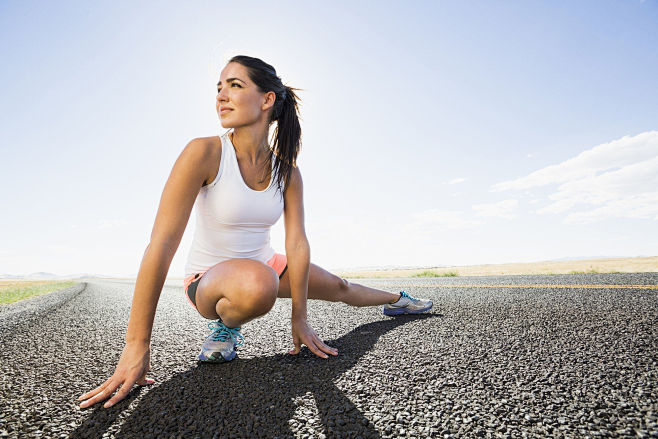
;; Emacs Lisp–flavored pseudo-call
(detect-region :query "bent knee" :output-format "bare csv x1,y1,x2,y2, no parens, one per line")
236,271,278,316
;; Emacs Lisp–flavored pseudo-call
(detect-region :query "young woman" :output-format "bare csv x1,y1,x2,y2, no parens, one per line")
78,55,432,409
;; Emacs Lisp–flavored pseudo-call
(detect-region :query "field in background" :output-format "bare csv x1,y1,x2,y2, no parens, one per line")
0,280,78,305
1,257,655,304
335,256,658,279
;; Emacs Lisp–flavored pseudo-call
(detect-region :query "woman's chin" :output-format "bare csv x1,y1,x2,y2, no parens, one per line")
219,119,235,129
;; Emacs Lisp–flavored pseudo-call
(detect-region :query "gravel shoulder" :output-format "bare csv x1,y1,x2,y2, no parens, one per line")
0,282,87,333
1,273,656,438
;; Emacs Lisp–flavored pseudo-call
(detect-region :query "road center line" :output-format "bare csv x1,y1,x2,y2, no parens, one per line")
396,284,658,289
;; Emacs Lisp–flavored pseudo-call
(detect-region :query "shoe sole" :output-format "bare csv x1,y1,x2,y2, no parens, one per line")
382,302,433,316
198,349,237,363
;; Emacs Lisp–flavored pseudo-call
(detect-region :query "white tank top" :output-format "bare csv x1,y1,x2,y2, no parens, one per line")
184,131,284,276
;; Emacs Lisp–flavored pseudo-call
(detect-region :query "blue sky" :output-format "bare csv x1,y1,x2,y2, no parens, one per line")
1,1,657,278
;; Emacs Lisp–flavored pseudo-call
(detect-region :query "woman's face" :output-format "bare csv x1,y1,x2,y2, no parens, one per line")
216,62,271,128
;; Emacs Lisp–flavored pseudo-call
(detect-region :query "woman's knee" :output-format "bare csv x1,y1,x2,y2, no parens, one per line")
220,260,278,315
236,272,279,316
325,275,351,303
196,259,278,318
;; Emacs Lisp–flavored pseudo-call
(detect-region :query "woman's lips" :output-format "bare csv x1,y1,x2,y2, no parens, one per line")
220,108,233,115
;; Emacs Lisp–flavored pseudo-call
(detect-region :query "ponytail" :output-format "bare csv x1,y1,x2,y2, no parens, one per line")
270,85,302,198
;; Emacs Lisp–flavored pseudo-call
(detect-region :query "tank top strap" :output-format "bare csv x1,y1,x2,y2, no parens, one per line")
221,131,239,177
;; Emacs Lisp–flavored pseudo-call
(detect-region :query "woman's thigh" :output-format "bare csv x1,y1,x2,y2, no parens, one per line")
195,258,279,319
277,262,348,302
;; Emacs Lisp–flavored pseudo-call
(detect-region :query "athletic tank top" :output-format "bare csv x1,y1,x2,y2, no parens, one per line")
184,131,284,276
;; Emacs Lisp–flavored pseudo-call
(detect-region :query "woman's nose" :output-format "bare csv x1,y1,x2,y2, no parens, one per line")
217,88,228,102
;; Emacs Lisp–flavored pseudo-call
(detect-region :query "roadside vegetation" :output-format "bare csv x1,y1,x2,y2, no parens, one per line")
0,281,78,305
342,270,461,279
412,270,459,278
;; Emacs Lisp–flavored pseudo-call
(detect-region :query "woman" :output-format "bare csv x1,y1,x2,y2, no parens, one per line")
77,55,432,409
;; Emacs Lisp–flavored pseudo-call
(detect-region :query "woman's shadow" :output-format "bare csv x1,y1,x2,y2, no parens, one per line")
72,314,434,438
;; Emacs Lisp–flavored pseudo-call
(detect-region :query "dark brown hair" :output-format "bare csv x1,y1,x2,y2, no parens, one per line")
227,55,302,199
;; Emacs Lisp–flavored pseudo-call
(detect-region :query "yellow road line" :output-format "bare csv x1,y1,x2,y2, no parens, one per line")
384,284,658,290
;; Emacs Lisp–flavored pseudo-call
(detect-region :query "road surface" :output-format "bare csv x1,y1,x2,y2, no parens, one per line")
1,273,657,438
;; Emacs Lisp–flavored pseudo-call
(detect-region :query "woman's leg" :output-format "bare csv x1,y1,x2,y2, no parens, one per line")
195,258,279,327
277,262,400,306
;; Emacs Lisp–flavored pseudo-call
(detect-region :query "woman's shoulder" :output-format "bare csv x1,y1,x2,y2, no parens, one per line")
186,136,222,187
189,135,221,151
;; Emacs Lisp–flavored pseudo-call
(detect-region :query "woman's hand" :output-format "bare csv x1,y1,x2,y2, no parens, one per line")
77,340,154,409
289,317,338,358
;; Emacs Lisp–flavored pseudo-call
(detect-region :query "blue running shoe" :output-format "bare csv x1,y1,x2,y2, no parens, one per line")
382,290,433,316
198,319,245,363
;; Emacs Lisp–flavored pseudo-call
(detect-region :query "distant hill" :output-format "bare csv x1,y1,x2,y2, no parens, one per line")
0,272,113,280
547,255,626,262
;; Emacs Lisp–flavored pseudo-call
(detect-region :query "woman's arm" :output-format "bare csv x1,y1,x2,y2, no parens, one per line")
78,137,213,408
283,166,310,319
125,138,213,343
283,166,337,358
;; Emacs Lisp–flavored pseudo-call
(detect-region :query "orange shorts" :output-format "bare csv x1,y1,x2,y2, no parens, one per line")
183,253,288,312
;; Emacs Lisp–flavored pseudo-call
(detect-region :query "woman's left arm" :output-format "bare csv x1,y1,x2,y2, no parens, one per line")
283,166,338,359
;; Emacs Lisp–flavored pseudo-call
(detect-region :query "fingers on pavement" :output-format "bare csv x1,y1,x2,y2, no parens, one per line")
78,378,126,409
78,378,112,407
79,382,117,409
307,337,329,359
104,379,135,408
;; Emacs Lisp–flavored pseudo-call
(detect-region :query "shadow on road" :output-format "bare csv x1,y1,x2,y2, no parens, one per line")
71,314,436,438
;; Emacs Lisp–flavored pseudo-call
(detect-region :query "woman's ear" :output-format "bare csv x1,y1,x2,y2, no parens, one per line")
262,90,276,111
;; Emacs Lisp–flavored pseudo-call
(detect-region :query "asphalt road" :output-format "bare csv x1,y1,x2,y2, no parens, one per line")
1,273,657,438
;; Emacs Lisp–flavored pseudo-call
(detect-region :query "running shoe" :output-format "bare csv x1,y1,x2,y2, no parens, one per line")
198,319,245,363
382,290,433,316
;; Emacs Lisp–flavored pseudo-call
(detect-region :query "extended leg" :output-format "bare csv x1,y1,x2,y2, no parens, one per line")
277,262,400,306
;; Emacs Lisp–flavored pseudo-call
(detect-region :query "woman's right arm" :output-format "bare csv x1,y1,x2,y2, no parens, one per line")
77,138,213,409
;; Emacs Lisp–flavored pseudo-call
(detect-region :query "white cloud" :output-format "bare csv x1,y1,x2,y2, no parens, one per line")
492,131,658,190
492,131,658,224
537,156,658,214
447,177,467,185
473,199,519,219
560,193,658,224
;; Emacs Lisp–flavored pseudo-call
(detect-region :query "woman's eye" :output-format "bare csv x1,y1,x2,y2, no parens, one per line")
217,83,241,93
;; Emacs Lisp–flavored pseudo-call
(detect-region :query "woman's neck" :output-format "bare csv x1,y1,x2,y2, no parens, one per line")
230,127,271,166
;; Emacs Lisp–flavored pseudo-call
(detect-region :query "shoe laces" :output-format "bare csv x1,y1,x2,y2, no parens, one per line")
207,320,245,347
399,290,418,303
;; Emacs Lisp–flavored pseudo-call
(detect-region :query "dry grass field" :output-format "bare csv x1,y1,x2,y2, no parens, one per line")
2,257,656,285
0,280,78,304
0,280,70,290
334,256,658,278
